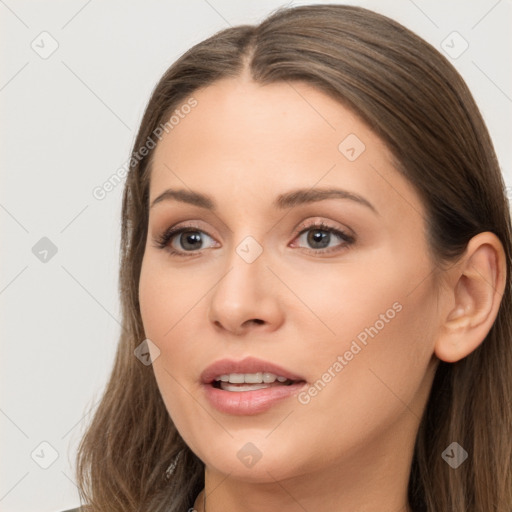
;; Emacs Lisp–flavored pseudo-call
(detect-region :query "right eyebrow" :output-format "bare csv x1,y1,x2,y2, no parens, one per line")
150,189,215,210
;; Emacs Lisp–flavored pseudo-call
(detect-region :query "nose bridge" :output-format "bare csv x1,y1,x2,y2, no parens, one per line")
207,232,283,332
213,233,267,305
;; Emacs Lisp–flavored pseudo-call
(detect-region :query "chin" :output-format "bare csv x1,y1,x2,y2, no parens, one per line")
195,435,310,483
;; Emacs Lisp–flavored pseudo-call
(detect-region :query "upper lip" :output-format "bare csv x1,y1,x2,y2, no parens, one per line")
200,356,306,384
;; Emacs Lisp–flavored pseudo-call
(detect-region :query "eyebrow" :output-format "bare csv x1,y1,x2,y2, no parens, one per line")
150,187,378,214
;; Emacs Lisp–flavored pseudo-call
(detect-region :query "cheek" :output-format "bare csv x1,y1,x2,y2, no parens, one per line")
138,256,205,422
293,244,436,356
138,255,198,340
300,267,437,421
291,254,437,404
139,257,163,337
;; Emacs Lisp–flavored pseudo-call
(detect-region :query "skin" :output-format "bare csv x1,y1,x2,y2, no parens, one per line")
138,71,506,512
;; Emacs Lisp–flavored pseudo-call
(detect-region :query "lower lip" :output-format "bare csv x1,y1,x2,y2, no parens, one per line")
203,381,307,415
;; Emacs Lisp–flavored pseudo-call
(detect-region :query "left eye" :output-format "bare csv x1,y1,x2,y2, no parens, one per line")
295,226,352,251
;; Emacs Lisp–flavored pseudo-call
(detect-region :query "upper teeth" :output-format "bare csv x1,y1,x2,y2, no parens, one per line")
214,372,289,384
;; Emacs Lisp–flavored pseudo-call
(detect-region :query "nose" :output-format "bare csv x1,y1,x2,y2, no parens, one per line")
207,245,285,336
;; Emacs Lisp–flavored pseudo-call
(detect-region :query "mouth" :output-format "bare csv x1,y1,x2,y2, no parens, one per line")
212,372,299,392
201,357,307,415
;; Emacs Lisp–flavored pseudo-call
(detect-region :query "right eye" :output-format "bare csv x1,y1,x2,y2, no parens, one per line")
154,225,218,257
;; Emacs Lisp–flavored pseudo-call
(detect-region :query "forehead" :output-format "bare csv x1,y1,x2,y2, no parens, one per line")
148,77,422,221
154,77,366,159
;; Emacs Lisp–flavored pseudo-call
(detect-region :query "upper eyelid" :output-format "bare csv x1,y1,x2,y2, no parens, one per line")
166,220,345,235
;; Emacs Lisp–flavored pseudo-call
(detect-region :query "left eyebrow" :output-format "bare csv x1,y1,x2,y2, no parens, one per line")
150,187,378,215
274,187,378,215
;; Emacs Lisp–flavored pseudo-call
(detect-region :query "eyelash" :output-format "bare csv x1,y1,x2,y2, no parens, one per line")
152,221,355,258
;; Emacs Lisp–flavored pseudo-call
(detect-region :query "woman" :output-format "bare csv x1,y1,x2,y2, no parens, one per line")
68,4,512,511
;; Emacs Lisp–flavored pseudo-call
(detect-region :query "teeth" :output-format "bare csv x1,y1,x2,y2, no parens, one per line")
214,372,290,384
263,372,276,383
220,382,270,392
244,372,262,383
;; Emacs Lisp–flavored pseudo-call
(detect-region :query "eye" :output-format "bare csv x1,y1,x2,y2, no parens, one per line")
292,221,355,254
153,220,355,258
153,224,217,256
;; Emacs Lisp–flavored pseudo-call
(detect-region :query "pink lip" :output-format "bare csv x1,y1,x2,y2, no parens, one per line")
201,356,307,415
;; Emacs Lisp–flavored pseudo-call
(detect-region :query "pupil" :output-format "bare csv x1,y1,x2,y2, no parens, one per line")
181,231,202,250
307,229,330,249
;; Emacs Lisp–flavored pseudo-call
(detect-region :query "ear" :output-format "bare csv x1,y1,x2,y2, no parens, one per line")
434,231,507,363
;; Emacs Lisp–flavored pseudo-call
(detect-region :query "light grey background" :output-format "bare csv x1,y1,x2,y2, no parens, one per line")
1,1,511,511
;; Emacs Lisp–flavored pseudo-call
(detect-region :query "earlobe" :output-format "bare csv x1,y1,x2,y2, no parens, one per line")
434,232,507,363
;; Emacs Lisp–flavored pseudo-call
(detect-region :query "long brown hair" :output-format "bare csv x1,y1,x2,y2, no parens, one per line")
75,4,512,511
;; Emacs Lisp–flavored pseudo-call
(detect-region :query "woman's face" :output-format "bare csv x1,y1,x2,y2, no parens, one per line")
139,76,441,485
